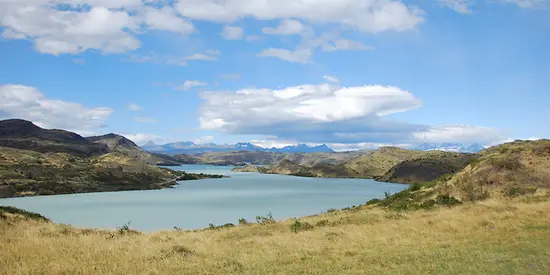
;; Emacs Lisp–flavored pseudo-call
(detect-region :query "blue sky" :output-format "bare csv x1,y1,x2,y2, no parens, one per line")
0,0,549,150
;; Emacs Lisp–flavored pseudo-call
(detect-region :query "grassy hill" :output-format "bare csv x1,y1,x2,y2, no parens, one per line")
1,140,550,274
0,119,223,198
249,147,475,183
378,151,477,184
87,133,181,166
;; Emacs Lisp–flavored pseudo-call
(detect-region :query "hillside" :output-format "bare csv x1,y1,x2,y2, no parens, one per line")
247,147,473,182
0,119,108,157
0,119,223,198
2,139,550,274
376,139,550,210
86,134,181,166
378,151,477,184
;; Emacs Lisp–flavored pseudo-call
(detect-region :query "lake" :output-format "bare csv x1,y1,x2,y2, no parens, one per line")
0,165,408,232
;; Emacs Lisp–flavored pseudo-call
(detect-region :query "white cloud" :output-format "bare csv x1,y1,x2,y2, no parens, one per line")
199,83,423,142
0,84,113,134
133,117,157,123
321,39,374,52
412,125,505,144
127,103,142,111
176,80,209,91
501,0,549,9
143,6,195,34
126,52,189,66
1,4,140,55
198,82,504,145
438,0,474,14
193,136,215,144
124,133,164,145
323,75,340,83
175,0,424,33
262,19,304,35
185,50,220,61
258,48,313,64
221,26,244,40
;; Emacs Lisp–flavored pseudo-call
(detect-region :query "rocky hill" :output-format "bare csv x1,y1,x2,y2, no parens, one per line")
244,147,476,182
0,119,108,157
0,119,223,198
86,134,181,166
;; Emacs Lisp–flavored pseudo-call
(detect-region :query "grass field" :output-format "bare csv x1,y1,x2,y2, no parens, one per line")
1,197,549,275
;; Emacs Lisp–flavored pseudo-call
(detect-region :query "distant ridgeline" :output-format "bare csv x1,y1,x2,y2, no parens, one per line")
142,140,486,156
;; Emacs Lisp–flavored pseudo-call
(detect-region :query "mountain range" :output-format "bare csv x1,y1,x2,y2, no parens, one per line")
411,143,486,153
142,140,487,155
142,141,336,155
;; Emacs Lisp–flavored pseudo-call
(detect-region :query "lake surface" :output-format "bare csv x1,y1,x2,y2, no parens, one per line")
0,165,408,232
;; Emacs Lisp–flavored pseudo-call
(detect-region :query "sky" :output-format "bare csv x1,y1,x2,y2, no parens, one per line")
0,0,549,151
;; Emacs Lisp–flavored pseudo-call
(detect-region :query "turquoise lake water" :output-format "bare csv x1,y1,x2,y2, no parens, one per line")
0,165,408,232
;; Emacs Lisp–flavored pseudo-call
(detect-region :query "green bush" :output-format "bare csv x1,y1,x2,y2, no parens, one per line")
409,183,422,192
365,198,381,205
290,220,314,233
238,218,249,225
504,186,537,197
256,212,276,225
435,194,462,206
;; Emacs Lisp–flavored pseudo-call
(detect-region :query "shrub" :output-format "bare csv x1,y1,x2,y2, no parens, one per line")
365,198,381,205
117,221,133,235
290,220,314,233
315,219,330,227
504,186,537,197
409,183,422,192
326,208,338,213
238,218,249,225
256,212,276,225
435,194,462,207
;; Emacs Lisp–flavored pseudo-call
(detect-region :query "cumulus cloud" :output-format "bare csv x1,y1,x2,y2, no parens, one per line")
1,4,140,55
262,19,304,35
198,82,505,145
0,84,113,134
176,80,208,91
143,6,195,34
221,26,244,40
175,0,424,33
127,103,142,111
0,1,195,55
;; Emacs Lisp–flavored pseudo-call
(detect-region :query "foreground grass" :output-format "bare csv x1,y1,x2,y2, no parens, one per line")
1,199,550,275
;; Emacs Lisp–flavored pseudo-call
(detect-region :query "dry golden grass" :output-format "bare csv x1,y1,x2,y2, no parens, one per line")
2,199,550,275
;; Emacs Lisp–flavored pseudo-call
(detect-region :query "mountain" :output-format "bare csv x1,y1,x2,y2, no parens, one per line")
0,119,108,157
86,134,181,166
267,143,335,153
141,141,335,155
0,119,222,198
412,143,486,153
